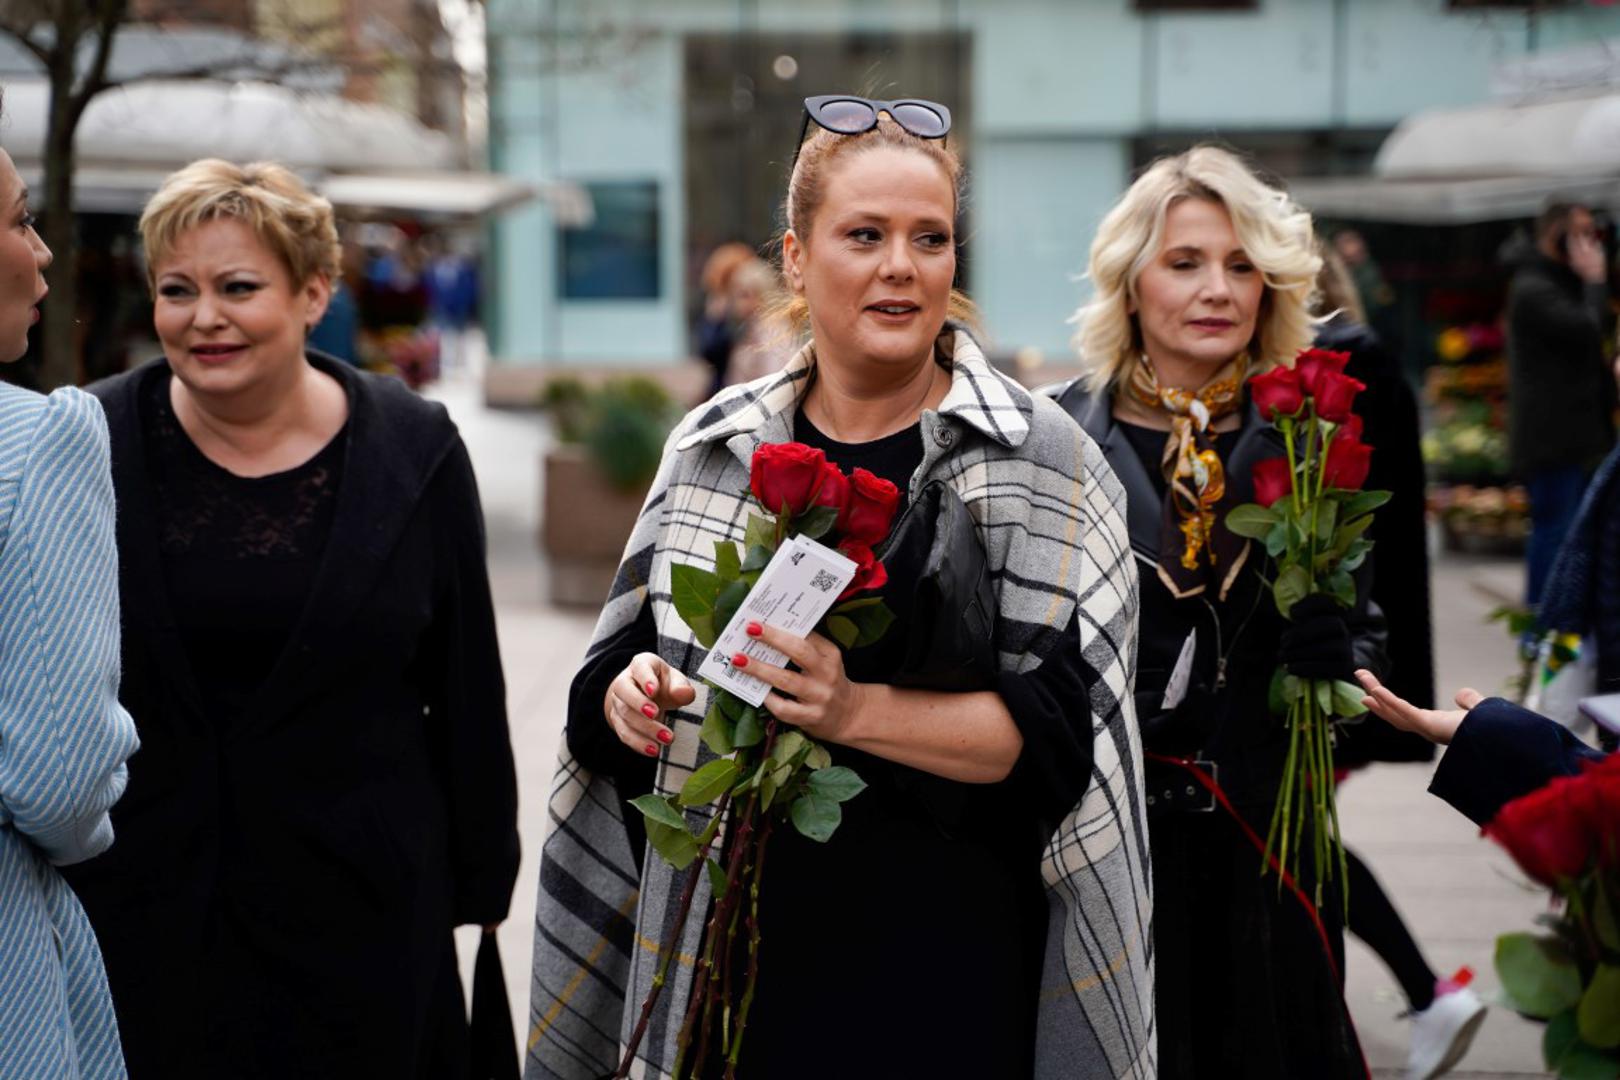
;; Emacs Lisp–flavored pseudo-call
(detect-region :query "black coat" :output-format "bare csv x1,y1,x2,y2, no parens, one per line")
61,356,519,1079
1430,698,1607,827
1317,318,1437,762
1052,382,1382,1080
1505,254,1617,476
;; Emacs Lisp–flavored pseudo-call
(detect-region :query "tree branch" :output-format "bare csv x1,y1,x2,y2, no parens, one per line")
68,0,125,122
0,19,51,68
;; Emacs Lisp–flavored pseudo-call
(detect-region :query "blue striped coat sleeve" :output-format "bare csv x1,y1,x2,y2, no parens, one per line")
0,387,139,867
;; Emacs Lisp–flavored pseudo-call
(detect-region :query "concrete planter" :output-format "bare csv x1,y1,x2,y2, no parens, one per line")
541,444,649,606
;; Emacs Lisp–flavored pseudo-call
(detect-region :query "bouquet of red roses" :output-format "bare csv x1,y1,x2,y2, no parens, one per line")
1223,348,1390,909
616,442,898,1079
1487,754,1620,1077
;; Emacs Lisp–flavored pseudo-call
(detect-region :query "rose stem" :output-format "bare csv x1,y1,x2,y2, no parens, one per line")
674,788,757,1077
615,791,733,1079
725,812,776,1075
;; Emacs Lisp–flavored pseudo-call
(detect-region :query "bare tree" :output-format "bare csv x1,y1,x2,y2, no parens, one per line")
0,0,126,388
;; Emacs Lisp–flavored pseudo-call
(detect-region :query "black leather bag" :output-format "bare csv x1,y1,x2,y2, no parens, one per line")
878,479,998,691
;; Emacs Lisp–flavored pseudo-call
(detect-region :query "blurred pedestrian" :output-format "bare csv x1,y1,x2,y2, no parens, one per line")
1052,145,1379,1080
0,132,140,1080
1503,202,1617,611
1331,228,1398,349
721,255,795,385
694,241,754,398
60,159,520,1080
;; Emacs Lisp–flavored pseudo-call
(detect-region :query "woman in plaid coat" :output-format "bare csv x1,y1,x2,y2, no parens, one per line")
528,102,1154,1080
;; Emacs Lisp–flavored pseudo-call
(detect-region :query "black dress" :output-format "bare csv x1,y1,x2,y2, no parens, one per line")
63,357,520,1080
566,413,1093,1079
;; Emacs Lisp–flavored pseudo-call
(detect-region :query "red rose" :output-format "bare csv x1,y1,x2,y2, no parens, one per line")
1337,413,1364,442
750,442,827,516
1294,348,1351,398
838,544,889,600
1485,773,1601,887
1251,457,1294,508
1323,430,1373,490
1313,371,1367,424
813,460,850,513
1248,366,1304,422
1579,756,1620,867
839,468,901,547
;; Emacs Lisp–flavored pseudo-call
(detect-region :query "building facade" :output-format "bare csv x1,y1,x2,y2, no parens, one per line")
484,0,1620,370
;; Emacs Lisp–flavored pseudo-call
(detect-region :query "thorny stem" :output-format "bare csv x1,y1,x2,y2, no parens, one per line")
615,791,732,1080
675,790,757,1079
726,813,776,1075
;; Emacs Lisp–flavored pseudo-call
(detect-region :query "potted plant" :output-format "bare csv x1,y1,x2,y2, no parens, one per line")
539,376,681,605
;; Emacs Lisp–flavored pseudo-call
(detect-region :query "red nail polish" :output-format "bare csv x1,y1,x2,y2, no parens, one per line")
746,621,763,637
642,703,658,719
731,653,749,669
657,728,673,744
645,680,658,696
644,743,658,756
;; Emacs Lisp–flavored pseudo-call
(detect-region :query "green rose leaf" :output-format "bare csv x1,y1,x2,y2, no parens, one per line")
742,543,775,574
679,758,741,808
630,793,688,832
1327,568,1357,609
1224,502,1279,540
687,614,718,649
717,691,746,722
1338,489,1392,521
733,707,765,748
713,540,741,582
831,596,884,614
705,856,729,898
1329,515,1373,558
804,743,832,771
714,580,749,637
793,505,839,541
807,765,867,803
1264,521,1289,559
770,730,807,767
670,564,721,628
760,770,780,811
789,792,842,843
826,615,859,650
731,761,764,797
1339,537,1372,573
699,699,735,756
1267,667,1287,715
1329,678,1369,718
1544,1008,1619,1079
1272,564,1311,618
645,820,699,870
1577,964,1620,1049
1282,673,1305,705
1313,678,1334,717
847,601,896,648
1314,500,1338,544
1497,932,1583,1019
743,514,777,552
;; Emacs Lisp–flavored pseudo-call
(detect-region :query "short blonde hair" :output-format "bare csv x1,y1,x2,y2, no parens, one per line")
1074,145,1321,392
140,159,341,290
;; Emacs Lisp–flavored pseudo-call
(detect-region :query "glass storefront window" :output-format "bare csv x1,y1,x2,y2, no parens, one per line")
559,180,662,300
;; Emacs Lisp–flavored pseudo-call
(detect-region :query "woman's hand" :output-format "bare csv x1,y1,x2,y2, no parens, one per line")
737,622,870,745
605,652,696,757
1354,669,1483,746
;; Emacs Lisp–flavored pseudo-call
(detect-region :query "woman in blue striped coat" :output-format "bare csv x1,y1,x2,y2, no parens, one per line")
0,141,141,1079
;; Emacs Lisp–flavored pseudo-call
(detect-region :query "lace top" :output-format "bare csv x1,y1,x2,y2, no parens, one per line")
141,371,348,721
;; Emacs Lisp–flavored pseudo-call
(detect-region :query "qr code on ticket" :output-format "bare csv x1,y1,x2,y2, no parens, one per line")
809,569,839,593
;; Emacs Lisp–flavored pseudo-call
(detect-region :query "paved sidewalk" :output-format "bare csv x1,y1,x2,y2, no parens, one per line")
430,370,1554,1076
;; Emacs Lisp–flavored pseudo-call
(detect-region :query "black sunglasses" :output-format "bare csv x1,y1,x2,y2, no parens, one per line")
791,95,952,169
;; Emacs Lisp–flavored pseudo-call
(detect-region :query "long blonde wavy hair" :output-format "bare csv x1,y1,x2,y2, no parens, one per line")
1073,145,1321,392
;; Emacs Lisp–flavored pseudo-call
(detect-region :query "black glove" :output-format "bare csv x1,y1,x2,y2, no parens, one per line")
1281,594,1355,680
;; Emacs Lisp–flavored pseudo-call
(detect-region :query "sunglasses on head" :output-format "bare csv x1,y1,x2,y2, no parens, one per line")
791,95,952,169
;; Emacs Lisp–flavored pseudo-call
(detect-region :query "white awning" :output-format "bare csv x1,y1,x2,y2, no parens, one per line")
317,173,538,219
1375,91,1620,179
1290,173,1620,225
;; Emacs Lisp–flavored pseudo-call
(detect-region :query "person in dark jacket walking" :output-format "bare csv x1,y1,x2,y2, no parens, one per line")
1505,202,1616,609
1051,145,1383,1080
60,159,520,1080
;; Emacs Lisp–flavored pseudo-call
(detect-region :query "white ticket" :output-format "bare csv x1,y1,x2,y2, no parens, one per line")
696,534,858,706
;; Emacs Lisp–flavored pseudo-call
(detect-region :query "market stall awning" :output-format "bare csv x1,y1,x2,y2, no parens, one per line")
1374,91,1620,179
1290,172,1620,225
316,173,538,219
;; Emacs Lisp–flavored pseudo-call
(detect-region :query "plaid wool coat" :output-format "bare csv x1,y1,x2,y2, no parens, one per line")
526,330,1156,1079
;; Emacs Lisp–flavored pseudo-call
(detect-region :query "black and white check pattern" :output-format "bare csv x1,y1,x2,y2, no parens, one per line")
526,330,1155,1079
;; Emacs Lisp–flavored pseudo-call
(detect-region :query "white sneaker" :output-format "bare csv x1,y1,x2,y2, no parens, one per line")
1406,985,1487,1080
